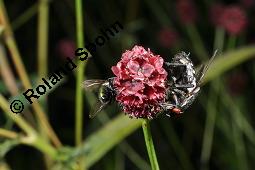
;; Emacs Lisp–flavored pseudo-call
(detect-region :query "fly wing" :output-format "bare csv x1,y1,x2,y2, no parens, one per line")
196,50,218,86
89,101,109,118
82,79,106,91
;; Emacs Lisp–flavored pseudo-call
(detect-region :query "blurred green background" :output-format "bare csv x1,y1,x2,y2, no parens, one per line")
0,0,255,170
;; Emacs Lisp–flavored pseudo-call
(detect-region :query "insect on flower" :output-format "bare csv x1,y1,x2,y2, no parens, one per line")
83,45,217,119
161,50,217,117
82,78,116,118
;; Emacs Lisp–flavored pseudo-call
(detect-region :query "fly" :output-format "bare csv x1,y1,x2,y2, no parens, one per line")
161,50,217,117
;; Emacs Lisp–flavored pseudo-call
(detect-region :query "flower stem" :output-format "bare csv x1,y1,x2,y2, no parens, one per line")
213,27,225,53
75,0,85,147
186,24,208,61
38,0,49,80
226,35,237,51
142,119,160,170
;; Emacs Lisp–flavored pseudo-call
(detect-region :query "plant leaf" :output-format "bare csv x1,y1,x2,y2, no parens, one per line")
69,114,141,168
0,139,19,159
203,45,255,84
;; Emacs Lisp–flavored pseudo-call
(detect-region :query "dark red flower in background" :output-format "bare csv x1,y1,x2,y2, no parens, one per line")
157,27,179,48
209,3,225,26
220,6,247,35
240,0,255,8
56,39,76,59
176,0,197,24
227,72,247,96
111,45,168,119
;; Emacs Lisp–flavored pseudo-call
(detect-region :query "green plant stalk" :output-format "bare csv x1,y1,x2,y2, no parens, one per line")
232,120,249,170
75,0,85,147
0,44,19,95
37,0,51,168
186,24,208,61
0,94,35,136
0,128,18,139
11,3,38,30
200,80,219,168
213,27,225,52
38,0,49,80
200,27,225,168
142,119,160,170
143,0,171,26
226,35,236,51
30,136,58,160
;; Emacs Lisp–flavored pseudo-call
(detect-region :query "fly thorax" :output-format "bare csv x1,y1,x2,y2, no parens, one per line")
99,83,112,103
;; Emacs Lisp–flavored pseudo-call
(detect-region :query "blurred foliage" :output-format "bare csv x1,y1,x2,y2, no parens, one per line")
0,0,255,170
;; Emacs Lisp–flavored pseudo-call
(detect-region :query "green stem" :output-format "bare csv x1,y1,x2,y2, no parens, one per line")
142,119,160,170
200,26,225,169
75,0,85,146
186,24,208,61
38,0,49,80
213,27,225,53
31,137,58,160
226,35,236,51
11,3,38,30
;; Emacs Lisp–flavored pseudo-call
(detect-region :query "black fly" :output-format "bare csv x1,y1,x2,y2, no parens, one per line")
82,78,116,118
161,51,217,117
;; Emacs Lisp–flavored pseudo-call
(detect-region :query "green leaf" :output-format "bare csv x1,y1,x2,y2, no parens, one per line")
0,139,19,159
69,114,141,168
203,45,255,84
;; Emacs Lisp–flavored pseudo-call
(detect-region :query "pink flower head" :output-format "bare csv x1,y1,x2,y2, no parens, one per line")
111,45,168,119
220,6,247,35
176,0,197,24
209,3,225,26
157,27,179,48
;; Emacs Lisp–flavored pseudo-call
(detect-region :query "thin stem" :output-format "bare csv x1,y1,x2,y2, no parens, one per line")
0,44,19,95
75,0,85,146
0,128,18,139
226,35,236,51
11,3,38,30
30,136,58,159
213,27,225,53
232,120,249,170
200,80,219,170
38,0,49,80
142,119,160,170
0,94,35,136
200,26,225,169
186,24,208,61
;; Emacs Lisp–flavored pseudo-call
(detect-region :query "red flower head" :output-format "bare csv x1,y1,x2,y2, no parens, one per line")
176,0,197,24
209,3,225,26
220,6,247,35
157,27,179,48
111,45,168,119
